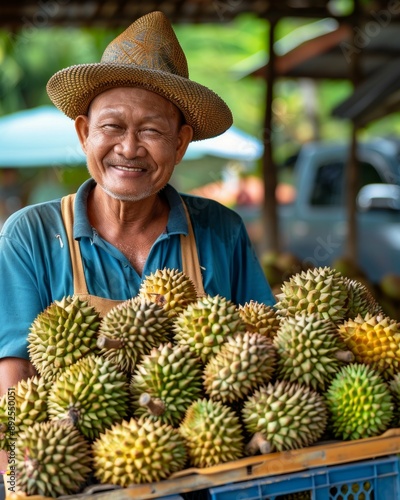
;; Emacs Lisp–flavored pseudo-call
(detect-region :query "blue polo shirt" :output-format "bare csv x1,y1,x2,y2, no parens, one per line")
0,179,275,360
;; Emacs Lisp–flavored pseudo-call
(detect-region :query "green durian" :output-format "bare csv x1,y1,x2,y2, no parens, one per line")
14,421,92,498
130,342,203,426
47,354,130,440
325,363,393,440
97,297,170,374
173,294,245,363
28,295,100,380
242,380,328,453
203,332,276,403
92,416,187,486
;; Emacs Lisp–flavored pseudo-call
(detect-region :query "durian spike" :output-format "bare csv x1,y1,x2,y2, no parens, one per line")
97,335,124,350
139,393,166,417
245,432,271,456
334,350,355,363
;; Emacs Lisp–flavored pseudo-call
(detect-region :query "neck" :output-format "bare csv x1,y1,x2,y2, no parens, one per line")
86,186,169,274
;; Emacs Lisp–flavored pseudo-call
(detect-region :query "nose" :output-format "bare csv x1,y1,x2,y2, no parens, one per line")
113,131,146,158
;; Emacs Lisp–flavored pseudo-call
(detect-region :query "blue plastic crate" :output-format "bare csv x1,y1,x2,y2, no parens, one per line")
207,454,400,500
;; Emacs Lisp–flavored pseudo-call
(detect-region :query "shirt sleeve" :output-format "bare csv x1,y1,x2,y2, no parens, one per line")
0,232,45,360
0,203,71,361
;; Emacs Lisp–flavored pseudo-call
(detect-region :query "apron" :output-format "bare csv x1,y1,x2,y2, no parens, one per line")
60,194,205,317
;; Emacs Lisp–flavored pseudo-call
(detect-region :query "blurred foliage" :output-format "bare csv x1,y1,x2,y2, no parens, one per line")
0,12,398,187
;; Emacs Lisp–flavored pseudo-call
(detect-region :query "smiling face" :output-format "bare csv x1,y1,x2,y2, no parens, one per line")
75,87,193,202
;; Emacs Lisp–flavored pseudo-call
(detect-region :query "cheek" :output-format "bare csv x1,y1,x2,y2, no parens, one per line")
86,134,114,158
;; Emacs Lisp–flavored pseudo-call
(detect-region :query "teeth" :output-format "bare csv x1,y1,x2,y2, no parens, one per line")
115,166,143,171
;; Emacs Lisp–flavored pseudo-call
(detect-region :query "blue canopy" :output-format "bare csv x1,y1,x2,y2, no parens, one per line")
0,106,85,167
0,105,263,167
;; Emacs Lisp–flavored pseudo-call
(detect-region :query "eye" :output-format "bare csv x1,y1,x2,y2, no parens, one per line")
141,128,161,136
103,123,122,130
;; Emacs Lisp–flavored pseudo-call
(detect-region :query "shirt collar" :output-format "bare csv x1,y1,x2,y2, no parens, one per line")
73,179,189,239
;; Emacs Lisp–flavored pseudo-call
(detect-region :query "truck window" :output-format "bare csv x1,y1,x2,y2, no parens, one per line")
310,160,384,207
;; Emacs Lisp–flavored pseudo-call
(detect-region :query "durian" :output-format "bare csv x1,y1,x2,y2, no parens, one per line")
97,297,170,374
337,313,400,378
173,294,246,363
92,416,187,486
275,267,348,323
28,295,100,380
138,267,198,318
238,300,281,338
273,314,354,391
203,332,276,403
130,342,203,426
179,398,244,468
276,494,311,500
325,363,393,440
336,482,371,500
0,395,8,452
47,354,130,440
242,381,328,453
345,278,383,319
14,421,92,498
0,376,50,453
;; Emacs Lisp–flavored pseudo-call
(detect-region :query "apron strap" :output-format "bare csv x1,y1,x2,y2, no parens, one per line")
180,201,206,297
61,194,88,295
60,194,205,298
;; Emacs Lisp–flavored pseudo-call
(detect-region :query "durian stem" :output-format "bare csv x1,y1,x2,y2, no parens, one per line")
97,335,124,350
139,393,166,416
57,407,80,428
334,350,355,363
25,458,39,477
245,432,271,456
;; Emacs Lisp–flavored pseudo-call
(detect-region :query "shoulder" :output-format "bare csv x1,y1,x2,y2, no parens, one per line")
180,192,244,227
0,199,63,241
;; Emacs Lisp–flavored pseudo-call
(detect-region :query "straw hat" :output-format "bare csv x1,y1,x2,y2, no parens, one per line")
46,11,233,141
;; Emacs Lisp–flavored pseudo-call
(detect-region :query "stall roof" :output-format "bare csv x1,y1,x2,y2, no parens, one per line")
332,58,400,126
234,15,400,126
0,0,338,29
238,18,400,81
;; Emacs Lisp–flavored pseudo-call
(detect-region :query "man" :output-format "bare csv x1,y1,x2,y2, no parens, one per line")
0,11,274,410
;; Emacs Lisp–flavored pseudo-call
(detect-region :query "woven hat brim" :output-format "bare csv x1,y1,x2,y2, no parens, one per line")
46,63,233,141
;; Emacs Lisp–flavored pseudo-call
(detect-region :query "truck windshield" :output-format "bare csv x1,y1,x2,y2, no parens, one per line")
310,160,385,207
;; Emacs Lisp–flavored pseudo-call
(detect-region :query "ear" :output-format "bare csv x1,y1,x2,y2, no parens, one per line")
175,124,193,165
74,115,90,153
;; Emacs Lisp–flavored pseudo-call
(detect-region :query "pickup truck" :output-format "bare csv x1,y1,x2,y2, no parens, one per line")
274,138,400,284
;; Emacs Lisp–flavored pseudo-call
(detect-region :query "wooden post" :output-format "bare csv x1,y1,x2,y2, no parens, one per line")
261,18,279,254
345,123,359,262
345,1,362,265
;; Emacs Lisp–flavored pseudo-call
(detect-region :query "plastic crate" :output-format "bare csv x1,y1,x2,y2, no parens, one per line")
207,455,400,500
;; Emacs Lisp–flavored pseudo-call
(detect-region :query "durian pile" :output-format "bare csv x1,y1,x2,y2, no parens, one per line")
1,266,400,498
